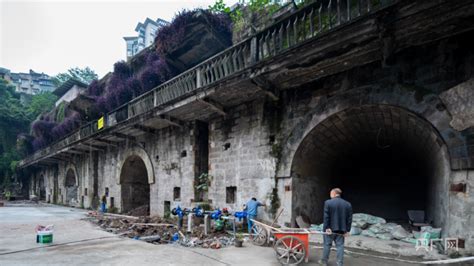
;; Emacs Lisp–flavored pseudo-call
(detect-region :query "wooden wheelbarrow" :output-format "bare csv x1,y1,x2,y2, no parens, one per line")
250,219,339,265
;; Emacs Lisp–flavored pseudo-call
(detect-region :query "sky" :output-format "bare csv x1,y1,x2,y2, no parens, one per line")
0,0,235,78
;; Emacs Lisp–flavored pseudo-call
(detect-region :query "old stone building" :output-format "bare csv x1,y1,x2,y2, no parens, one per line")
21,0,474,251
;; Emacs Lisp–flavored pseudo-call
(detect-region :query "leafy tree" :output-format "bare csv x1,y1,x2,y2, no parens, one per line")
0,80,29,126
52,67,98,86
209,0,280,22
0,78,29,187
0,78,57,190
27,92,57,120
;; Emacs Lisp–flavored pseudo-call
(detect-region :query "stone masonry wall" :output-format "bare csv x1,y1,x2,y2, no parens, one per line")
29,31,474,251
208,101,276,221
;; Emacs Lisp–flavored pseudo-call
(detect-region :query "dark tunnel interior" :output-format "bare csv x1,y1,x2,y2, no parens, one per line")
291,105,446,225
328,144,429,222
120,155,150,214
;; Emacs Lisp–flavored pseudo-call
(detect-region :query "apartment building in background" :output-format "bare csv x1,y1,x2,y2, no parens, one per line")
0,67,56,95
123,17,169,59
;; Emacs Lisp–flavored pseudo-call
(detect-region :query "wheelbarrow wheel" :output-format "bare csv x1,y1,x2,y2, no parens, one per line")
274,236,306,265
250,224,267,246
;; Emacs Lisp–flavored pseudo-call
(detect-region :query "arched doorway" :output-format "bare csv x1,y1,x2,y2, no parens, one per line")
39,175,46,201
291,105,449,226
120,155,150,215
65,168,78,206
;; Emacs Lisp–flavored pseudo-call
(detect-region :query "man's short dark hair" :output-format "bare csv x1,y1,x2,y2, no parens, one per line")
331,188,342,195
251,197,257,201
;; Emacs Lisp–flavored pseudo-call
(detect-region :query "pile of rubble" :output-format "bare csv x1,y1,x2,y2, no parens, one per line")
90,213,178,241
179,235,235,248
126,205,149,217
311,213,442,245
86,212,235,249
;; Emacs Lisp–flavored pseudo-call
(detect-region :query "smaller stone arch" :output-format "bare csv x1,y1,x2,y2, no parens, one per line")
64,163,79,187
64,163,79,206
118,146,153,215
117,146,155,185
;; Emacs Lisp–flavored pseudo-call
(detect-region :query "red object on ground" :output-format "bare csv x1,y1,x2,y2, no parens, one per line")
273,232,310,262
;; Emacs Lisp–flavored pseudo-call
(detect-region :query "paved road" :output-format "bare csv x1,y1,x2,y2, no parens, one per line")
0,204,427,265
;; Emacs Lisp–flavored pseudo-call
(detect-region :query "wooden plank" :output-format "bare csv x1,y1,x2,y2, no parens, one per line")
132,223,177,227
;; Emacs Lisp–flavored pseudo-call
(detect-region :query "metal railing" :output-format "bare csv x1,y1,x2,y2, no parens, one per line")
20,0,392,166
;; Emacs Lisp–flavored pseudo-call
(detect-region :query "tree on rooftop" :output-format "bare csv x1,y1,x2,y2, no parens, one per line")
52,67,98,86
27,92,57,120
155,9,232,59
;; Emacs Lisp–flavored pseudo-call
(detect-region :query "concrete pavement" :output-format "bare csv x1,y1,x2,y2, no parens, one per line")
0,204,426,265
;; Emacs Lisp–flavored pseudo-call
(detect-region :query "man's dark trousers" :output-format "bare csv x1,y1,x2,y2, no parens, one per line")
322,233,344,265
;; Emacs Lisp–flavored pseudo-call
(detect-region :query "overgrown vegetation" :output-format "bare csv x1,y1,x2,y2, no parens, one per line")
263,98,284,217
29,55,174,150
194,173,213,203
195,173,213,193
26,9,233,153
209,0,281,23
155,9,232,57
0,78,56,193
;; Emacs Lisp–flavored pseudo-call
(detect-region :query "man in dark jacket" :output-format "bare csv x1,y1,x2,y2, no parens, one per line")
320,188,352,266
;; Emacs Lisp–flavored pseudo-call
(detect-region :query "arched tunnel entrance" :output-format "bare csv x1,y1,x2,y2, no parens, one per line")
65,169,78,206
291,105,449,226
120,155,150,215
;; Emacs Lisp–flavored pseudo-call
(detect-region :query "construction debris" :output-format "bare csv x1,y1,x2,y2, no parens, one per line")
311,213,442,246
126,205,149,217
391,225,411,240
138,235,161,242
103,212,139,220
86,211,235,248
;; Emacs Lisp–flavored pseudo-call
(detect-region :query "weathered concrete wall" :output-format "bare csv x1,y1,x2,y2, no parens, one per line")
440,78,474,131
448,170,474,250
55,84,86,107
32,158,90,207
29,31,474,251
96,127,195,215
149,127,195,216
207,102,276,221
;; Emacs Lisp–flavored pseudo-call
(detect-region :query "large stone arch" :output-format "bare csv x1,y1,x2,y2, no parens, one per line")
278,85,464,178
291,104,451,225
117,146,155,185
275,85,468,232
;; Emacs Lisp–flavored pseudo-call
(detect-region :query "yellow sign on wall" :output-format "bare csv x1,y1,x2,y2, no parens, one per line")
98,117,104,130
